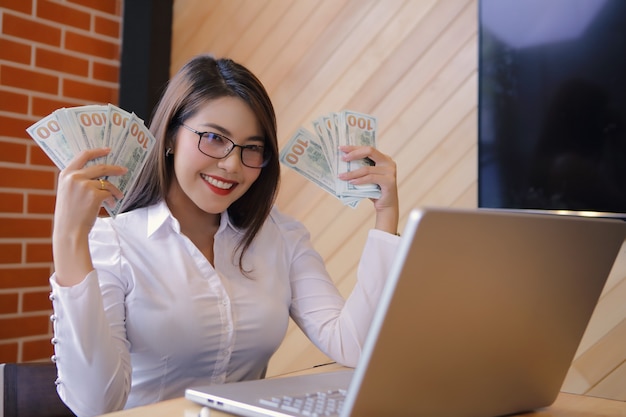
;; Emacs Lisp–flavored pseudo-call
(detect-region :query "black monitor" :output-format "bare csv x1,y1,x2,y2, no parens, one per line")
478,0,626,218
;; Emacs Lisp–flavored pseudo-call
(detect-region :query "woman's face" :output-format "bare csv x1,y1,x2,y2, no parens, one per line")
170,96,264,215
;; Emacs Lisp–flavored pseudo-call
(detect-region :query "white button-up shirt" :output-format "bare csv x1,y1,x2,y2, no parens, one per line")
49,201,399,416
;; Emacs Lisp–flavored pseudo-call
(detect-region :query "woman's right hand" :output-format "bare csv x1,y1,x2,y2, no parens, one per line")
53,148,127,286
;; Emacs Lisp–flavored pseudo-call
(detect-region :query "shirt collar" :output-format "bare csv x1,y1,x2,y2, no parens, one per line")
146,200,178,238
146,200,242,238
218,208,244,235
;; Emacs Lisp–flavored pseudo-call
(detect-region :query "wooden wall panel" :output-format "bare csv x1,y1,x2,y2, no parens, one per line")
171,0,626,400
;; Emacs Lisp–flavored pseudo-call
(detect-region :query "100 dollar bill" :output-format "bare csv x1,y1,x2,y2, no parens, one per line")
26,104,155,217
26,113,75,169
280,128,359,207
280,110,381,207
336,110,381,199
104,114,156,216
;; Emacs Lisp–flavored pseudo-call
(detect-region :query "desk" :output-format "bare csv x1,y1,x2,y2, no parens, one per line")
101,393,626,417
101,364,626,417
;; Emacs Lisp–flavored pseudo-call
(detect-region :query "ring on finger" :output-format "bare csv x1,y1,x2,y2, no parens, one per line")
99,178,106,190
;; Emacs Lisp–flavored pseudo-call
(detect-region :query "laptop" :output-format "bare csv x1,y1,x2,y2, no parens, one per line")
185,207,626,417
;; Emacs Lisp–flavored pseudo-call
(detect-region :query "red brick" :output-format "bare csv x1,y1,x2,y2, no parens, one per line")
65,31,120,60
110,89,119,104
0,89,29,113
37,0,90,31
32,96,83,118
22,338,54,362
0,342,19,363
2,13,61,47
0,115,32,139
36,48,89,77
0,140,27,163
0,166,56,190
63,78,117,103
0,315,50,338
0,217,53,238
0,267,52,289
93,61,119,83
0,0,33,14
30,145,60,168
95,15,121,38
26,243,53,263
27,193,57,214
0,243,22,264
0,192,23,213
0,65,59,95
67,0,120,16
0,293,19,314
0,38,31,64
23,290,53,312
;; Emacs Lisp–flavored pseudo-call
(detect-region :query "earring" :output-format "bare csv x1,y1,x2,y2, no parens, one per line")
165,147,173,157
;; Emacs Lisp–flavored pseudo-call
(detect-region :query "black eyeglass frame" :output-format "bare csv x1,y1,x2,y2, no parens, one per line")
180,124,269,168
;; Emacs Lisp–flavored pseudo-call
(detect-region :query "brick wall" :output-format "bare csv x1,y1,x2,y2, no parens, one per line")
0,0,122,362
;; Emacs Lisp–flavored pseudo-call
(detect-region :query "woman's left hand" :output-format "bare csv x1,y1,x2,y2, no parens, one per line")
338,145,399,235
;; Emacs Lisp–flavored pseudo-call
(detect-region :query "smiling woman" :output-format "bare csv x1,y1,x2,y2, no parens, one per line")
166,96,266,238
46,54,401,417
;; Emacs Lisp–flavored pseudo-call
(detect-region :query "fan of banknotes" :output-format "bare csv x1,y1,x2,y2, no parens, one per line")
26,104,156,217
279,110,382,208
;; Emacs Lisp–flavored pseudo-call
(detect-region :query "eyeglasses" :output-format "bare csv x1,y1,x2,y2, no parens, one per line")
181,124,269,168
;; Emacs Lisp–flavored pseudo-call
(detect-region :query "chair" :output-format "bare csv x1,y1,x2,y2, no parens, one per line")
1,362,75,417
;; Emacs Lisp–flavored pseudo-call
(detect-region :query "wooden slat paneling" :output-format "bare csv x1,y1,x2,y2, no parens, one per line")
171,0,626,400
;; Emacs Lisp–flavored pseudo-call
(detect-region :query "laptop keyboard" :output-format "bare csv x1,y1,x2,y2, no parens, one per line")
259,388,347,416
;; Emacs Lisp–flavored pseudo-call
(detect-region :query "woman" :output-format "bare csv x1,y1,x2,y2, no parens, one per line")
50,55,400,416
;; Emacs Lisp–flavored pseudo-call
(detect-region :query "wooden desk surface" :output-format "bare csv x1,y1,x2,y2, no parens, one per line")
102,392,626,417
101,364,626,417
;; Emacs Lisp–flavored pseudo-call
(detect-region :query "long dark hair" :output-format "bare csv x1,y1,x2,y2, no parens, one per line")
121,55,280,267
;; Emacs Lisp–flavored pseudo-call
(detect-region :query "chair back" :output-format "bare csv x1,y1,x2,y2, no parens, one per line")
1,363,75,417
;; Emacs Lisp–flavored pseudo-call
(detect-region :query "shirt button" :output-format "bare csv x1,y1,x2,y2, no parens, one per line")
49,314,57,322
51,337,59,345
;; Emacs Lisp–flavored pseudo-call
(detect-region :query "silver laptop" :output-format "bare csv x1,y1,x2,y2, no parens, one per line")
186,207,626,417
